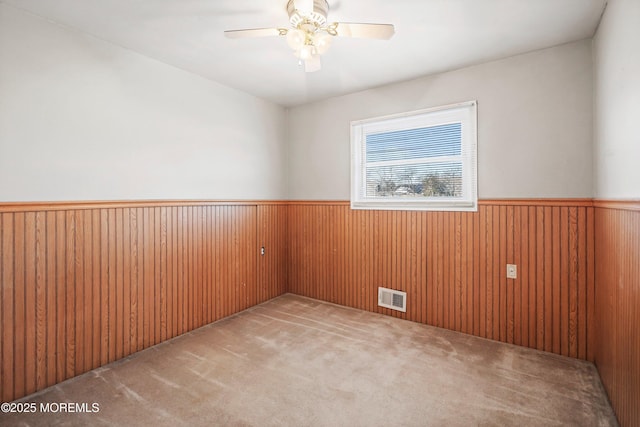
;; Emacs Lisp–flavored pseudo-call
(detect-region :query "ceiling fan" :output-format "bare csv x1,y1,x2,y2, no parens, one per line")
224,0,395,72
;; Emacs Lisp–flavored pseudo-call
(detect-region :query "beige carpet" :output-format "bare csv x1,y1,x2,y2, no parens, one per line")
1,294,617,426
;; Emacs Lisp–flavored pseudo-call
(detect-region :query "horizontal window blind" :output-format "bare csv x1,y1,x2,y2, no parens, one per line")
366,123,462,162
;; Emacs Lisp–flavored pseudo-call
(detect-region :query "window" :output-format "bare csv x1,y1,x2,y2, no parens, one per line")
350,101,477,211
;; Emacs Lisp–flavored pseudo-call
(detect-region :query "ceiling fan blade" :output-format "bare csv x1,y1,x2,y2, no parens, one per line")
332,23,395,39
224,28,284,39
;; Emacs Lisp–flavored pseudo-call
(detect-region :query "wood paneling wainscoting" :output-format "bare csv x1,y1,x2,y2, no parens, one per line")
0,201,288,403
6,197,638,427
594,201,640,427
287,200,595,361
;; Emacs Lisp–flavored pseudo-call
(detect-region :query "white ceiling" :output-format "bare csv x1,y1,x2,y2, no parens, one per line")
3,0,606,107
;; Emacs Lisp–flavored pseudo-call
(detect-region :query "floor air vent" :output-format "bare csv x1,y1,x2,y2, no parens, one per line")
378,287,407,312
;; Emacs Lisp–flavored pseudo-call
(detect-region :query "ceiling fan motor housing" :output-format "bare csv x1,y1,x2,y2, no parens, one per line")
287,0,329,27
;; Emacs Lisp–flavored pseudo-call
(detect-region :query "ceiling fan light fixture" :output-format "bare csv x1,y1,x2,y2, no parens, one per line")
294,44,317,61
313,32,332,55
286,28,306,50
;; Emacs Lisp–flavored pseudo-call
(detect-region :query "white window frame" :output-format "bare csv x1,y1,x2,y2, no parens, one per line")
350,101,477,212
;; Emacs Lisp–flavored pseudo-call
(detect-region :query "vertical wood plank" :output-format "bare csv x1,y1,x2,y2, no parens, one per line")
479,206,487,337
492,206,501,341
167,207,176,337
204,206,211,322
10,213,26,398
552,207,561,355
99,210,109,365
472,209,480,336
568,207,579,358
576,208,586,359
130,208,141,353
513,207,522,347
153,208,161,342
1,214,15,402
222,206,229,319
543,207,552,352
91,210,101,369
506,206,514,345
528,206,537,350
122,209,131,358
560,207,570,356
187,206,194,329
454,212,462,332
160,207,168,341
54,212,66,384
46,212,57,387
586,207,595,362
442,211,450,328
177,207,184,334
115,209,124,361
107,209,116,361
498,206,507,343
24,212,37,395
214,206,221,321
82,211,93,372
536,207,545,351
65,211,76,378
143,208,151,350
72,211,84,376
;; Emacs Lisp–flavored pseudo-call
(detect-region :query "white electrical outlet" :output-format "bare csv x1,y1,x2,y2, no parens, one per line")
507,264,517,279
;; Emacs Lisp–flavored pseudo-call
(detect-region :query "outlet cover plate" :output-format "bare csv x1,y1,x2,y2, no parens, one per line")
507,264,517,279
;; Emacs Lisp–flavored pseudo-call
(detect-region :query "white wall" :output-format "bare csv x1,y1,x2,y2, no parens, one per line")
0,4,287,201
0,2,600,203
593,0,640,199
287,40,593,200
